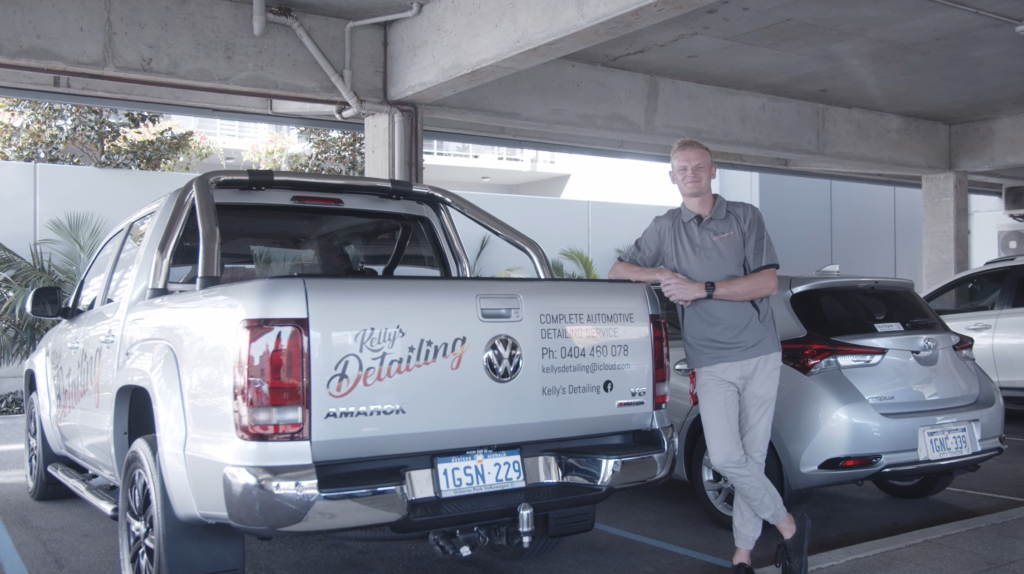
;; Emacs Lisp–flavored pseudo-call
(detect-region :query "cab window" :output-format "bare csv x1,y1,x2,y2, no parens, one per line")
106,213,154,305
74,231,124,314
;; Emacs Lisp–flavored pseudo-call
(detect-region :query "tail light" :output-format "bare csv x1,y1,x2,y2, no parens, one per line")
688,370,698,406
651,315,669,410
234,319,310,441
953,334,975,361
781,332,886,376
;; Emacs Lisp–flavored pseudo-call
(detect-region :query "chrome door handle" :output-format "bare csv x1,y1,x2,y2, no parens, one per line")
673,360,692,376
66,341,80,350
100,334,115,345
964,323,992,331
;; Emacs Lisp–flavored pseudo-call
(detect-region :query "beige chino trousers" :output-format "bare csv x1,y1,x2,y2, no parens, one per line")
696,351,787,550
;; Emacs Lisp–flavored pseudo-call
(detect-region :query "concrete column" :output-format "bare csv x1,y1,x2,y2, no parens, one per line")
363,110,422,182
921,171,969,292
363,113,395,179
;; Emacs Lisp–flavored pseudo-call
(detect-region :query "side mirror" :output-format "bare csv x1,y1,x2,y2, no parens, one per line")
25,286,65,319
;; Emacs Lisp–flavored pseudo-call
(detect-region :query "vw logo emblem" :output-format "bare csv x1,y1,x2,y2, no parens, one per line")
923,338,936,352
483,335,523,383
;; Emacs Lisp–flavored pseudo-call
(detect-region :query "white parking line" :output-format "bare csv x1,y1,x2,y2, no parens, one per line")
0,444,24,452
947,487,1024,503
0,470,23,484
0,514,28,574
1003,437,1024,442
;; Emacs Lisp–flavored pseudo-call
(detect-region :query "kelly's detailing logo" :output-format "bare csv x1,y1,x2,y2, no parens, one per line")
324,404,408,419
483,335,523,382
49,348,102,420
327,325,469,399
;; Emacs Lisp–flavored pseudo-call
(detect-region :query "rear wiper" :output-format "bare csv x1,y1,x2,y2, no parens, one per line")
904,318,939,329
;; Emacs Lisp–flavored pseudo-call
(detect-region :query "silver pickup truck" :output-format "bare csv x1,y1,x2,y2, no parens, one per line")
22,171,675,573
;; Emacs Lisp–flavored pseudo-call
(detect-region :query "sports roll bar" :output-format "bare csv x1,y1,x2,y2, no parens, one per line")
147,170,554,296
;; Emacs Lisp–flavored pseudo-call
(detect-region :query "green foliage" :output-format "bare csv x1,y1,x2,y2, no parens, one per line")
469,234,523,278
0,213,107,366
0,98,216,172
553,246,600,279
243,127,365,176
615,243,634,257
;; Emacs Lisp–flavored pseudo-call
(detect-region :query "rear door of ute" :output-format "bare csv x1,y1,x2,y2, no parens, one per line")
305,279,657,462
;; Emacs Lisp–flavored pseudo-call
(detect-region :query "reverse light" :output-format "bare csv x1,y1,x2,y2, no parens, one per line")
651,316,669,410
234,319,310,441
953,333,975,361
781,333,886,376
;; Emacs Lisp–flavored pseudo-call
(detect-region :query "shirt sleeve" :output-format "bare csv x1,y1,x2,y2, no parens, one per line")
744,208,780,274
617,219,665,269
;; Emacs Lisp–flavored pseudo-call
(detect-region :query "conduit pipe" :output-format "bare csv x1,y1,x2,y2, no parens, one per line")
343,3,422,89
252,0,266,36
927,0,1024,33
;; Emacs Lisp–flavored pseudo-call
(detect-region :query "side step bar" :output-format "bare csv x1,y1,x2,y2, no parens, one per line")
48,463,119,520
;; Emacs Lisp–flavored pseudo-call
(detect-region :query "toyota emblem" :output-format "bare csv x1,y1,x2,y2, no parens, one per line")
923,338,936,352
483,335,523,382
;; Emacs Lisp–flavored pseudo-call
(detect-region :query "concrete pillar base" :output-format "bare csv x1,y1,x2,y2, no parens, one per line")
921,171,968,292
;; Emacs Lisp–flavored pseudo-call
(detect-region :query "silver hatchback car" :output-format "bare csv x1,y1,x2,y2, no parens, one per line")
661,268,1008,527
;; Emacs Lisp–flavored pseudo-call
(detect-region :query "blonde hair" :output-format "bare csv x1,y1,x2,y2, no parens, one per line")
670,139,713,163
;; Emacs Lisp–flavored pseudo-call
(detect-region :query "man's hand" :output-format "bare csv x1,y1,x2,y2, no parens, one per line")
661,274,704,307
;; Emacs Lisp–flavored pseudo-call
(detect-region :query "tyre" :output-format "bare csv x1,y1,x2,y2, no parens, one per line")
483,534,563,561
690,435,784,529
25,392,72,501
118,435,244,574
871,474,955,499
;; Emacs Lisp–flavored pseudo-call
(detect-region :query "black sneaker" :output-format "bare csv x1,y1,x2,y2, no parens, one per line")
775,513,811,574
732,563,756,574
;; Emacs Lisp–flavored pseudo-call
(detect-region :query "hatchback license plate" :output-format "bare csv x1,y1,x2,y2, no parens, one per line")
435,450,526,498
920,424,972,461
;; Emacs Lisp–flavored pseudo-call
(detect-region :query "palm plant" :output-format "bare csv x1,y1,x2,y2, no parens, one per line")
470,234,523,278
0,213,106,366
553,246,600,279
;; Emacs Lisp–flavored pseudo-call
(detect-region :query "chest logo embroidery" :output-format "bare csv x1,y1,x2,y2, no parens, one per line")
713,231,735,241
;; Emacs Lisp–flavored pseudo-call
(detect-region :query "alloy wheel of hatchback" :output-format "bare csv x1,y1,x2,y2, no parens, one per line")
701,451,735,516
124,468,156,574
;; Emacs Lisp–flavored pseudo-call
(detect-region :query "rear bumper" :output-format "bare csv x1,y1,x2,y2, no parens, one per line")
868,448,1004,479
222,424,676,536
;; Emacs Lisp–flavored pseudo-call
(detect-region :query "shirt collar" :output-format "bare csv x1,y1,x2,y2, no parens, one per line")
679,194,726,222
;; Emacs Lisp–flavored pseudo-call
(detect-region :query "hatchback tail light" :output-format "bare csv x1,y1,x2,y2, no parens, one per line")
781,332,886,376
651,316,669,410
953,333,975,361
688,370,698,406
234,319,309,441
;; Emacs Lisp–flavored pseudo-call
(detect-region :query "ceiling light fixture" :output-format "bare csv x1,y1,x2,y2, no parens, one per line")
481,176,491,182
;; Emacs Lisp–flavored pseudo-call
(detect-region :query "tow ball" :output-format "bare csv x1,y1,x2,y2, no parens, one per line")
428,503,537,557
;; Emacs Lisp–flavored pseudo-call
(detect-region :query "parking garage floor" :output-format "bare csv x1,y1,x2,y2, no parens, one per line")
0,410,1021,574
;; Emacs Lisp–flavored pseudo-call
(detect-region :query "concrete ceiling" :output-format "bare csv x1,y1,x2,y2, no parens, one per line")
567,0,1024,124
225,0,433,21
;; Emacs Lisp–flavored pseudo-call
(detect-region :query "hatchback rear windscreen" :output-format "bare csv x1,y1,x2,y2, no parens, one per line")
790,287,944,337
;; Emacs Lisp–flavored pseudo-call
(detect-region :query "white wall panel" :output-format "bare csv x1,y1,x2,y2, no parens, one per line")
831,181,896,278
758,173,832,276
35,165,193,240
590,201,675,279
0,162,37,259
895,186,924,290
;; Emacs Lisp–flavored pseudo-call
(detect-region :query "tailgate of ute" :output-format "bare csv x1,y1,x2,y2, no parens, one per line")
305,279,657,462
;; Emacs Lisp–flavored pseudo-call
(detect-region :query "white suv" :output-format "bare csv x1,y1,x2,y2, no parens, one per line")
924,256,1024,405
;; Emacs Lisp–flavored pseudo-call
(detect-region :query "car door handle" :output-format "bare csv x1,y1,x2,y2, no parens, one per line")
673,360,692,376
964,323,993,331
100,333,115,345
66,341,80,350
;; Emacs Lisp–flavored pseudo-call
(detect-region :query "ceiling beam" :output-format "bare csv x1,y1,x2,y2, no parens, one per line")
951,112,1024,172
387,0,720,104
424,59,951,174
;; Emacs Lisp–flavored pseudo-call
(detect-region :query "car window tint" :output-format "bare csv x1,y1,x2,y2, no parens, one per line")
106,213,154,305
791,287,943,337
75,231,124,314
1012,272,1024,308
925,269,1007,315
169,205,199,289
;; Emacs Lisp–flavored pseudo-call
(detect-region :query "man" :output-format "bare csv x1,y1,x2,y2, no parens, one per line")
609,139,810,574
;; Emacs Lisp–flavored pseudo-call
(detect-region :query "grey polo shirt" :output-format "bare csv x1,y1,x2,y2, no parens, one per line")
619,195,780,369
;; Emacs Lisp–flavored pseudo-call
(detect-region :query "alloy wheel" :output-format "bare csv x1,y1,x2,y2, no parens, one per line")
25,401,39,489
701,451,734,517
125,469,156,574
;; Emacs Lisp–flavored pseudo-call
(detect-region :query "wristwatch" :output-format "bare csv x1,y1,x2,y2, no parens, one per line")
705,281,716,300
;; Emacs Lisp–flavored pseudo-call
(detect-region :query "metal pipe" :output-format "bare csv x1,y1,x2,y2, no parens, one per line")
394,110,408,181
928,0,1022,25
252,0,266,36
344,3,422,89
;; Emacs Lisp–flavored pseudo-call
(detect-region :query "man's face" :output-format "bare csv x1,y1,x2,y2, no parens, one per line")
669,148,717,200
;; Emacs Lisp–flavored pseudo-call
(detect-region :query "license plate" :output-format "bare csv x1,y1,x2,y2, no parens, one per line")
919,423,972,461
435,449,526,498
